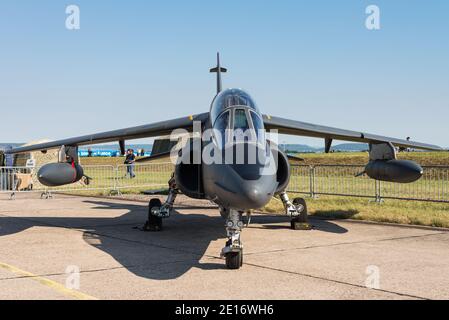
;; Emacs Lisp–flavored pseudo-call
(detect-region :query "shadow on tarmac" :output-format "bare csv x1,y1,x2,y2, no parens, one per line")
0,198,347,280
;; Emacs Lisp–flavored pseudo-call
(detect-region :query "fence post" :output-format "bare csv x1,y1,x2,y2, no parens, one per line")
374,179,383,203
309,165,315,199
110,165,119,195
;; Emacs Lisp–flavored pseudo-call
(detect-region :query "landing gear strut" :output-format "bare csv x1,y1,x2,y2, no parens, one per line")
221,209,244,269
279,191,312,230
143,173,178,232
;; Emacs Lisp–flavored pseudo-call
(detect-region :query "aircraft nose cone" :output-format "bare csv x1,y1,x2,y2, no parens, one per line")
240,184,271,209
212,161,277,210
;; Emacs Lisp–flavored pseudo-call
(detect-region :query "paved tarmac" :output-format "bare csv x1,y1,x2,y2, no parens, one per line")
0,193,448,300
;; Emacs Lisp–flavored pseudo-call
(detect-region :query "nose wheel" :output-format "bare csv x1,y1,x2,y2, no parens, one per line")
225,241,243,270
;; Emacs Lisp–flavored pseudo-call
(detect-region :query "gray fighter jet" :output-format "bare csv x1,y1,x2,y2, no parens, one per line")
6,54,442,269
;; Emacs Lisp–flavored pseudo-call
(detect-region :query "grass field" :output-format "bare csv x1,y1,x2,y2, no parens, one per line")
289,151,449,166
58,151,449,228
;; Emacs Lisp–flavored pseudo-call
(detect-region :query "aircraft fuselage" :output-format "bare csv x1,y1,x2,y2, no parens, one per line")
201,88,279,211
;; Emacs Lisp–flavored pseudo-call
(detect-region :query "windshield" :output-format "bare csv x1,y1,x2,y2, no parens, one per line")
213,107,266,148
234,109,249,131
249,111,265,142
213,111,230,147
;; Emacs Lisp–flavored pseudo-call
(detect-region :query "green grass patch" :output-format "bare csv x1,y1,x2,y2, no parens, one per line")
290,151,449,166
263,195,449,228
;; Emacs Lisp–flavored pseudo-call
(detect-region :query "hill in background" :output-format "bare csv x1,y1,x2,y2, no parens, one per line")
280,143,369,153
84,143,370,153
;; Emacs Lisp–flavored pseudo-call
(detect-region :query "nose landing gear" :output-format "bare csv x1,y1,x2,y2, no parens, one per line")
221,209,244,269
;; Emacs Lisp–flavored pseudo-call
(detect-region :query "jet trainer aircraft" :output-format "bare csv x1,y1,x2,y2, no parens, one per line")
6,54,442,269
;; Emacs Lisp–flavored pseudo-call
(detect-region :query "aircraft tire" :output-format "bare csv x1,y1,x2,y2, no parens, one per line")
291,198,312,230
292,197,308,221
225,250,242,270
145,198,163,232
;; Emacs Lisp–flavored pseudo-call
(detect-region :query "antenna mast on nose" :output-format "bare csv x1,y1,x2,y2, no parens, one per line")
209,52,227,94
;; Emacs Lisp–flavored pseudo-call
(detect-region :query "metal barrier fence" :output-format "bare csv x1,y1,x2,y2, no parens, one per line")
288,164,449,203
1,163,448,203
0,165,118,195
115,163,174,191
0,163,174,198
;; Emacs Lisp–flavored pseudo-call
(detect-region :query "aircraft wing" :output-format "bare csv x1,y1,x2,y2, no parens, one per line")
6,113,209,154
263,115,442,151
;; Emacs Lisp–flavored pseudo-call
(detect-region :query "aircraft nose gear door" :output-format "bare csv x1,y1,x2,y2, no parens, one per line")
221,209,244,269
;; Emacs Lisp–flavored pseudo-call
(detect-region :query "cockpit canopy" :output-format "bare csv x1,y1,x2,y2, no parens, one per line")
210,89,265,147
210,88,260,124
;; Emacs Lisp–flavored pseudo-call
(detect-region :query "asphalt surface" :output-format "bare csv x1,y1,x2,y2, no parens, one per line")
0,193,448,300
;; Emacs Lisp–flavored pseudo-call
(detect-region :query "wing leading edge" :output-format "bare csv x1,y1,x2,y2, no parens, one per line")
6,113,209,154
263,115,442,151
6,112,442,154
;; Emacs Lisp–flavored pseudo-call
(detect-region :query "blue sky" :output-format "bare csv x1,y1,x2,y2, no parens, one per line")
1,1,448,147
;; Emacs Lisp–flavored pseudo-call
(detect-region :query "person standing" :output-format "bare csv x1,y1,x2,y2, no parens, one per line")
3,146,14,190
124,149,136,178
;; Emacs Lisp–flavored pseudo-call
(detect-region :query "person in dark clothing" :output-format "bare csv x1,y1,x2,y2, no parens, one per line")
2,146,14,190
124,149,136,178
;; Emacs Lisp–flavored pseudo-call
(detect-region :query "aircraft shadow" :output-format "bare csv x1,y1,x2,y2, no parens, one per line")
0,199,347,280
254,215,349,234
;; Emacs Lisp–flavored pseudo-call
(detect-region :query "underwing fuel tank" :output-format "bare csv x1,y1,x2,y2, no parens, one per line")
365,160,423,183
37,163,84,187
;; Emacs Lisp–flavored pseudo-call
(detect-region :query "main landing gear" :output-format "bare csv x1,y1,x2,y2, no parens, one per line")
279,191,312,230
221,208,244,269
143,173,178,232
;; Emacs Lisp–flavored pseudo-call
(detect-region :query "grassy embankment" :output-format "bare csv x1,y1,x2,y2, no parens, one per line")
76,152,449,228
